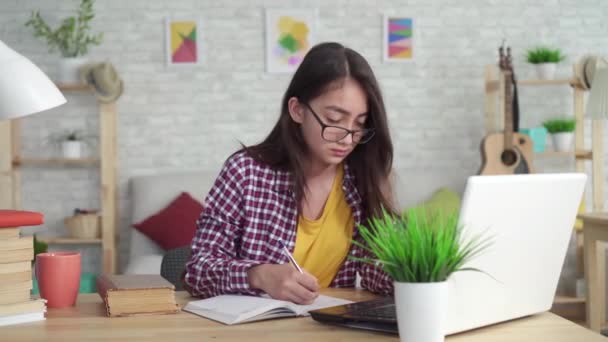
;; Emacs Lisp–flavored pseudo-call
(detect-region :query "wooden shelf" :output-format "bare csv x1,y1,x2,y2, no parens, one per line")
55,83,91,92
486,78,581,92
13,158,99,166
554,295,586,304
518,78,580,86
37,237,102,244
534,150,593,159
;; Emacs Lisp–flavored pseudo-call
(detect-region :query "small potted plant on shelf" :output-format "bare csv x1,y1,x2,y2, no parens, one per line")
25,0,103,83
353,209,492,342
543,118,576,152
46,129,94,159
526,46,566,80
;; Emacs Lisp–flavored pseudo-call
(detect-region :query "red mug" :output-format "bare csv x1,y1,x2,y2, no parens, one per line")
35,252,81,308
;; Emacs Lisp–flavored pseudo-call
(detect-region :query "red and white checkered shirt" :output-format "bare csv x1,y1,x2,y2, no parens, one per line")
184,151,393,298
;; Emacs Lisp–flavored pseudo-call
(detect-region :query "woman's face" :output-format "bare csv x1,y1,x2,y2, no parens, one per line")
289,77,369,168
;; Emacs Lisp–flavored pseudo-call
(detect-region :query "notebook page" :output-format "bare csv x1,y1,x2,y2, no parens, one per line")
183,295,290,324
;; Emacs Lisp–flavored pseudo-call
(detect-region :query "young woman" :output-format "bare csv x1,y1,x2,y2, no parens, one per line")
184,42,395,304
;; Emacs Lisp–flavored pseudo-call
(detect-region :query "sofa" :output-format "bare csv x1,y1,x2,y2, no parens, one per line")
124,167,464,275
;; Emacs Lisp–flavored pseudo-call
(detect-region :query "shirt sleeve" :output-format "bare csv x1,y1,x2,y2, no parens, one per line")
353,230,394,295
184,154,263,298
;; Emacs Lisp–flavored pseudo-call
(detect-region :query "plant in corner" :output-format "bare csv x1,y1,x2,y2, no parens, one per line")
526,46,566,80
25,0,103,83
353,209,492,342
543,118,576,152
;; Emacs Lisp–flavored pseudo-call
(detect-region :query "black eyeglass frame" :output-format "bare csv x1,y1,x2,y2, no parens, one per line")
302,102,375,144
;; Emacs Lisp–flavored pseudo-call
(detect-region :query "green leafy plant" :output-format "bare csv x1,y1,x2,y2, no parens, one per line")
352,209,492,283
543,118,576,133
33,234,48,265
25,0,103,58
526,46,566,64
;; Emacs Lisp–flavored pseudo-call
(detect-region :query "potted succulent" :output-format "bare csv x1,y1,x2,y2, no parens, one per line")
543,118,576,152
526,46,566,80
46,129,94,159
354,209,491,342
25,0,103,83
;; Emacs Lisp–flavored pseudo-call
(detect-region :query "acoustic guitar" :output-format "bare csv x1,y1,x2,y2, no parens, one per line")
479,43,534,175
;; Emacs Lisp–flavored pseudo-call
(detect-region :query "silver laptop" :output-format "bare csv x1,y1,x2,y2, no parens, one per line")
310,173,587,335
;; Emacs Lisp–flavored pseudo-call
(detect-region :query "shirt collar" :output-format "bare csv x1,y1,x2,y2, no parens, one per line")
271,163,357,193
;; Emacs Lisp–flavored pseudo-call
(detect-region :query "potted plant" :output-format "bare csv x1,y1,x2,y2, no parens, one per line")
526,46,566,80
25,0,103,83
354,209,491,342
46,129,94,159
543,118,576,152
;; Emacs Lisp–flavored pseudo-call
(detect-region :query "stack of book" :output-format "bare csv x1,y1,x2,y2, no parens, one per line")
97,274,179,317
0,226,46,326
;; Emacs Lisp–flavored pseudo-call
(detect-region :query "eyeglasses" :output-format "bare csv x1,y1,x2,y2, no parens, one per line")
303,102,375,144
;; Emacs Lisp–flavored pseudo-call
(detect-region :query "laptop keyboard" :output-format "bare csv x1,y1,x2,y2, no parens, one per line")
357,305,396,320
343,297,397,323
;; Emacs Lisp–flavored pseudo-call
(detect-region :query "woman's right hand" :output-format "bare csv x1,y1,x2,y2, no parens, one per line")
247,264,320,305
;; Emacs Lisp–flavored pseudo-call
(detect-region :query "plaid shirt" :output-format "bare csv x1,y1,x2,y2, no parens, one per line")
184,151,393,298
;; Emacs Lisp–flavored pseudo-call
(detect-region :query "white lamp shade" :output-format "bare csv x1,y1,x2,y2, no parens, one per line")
586,68,608,119
0,40,66,120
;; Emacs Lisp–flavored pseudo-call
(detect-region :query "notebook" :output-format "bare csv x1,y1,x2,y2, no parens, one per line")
183,294,353,325
96,274,180,317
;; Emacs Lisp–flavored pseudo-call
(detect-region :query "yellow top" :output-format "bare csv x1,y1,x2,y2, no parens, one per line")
293,165,354,287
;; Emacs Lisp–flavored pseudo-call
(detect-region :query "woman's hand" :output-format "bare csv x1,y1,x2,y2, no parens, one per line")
247,264,320,304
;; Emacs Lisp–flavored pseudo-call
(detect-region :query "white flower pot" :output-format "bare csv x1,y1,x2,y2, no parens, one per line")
394,281,448,342
58,57,89,84
62,141,82,159
535,63,557,80
551,132,573,152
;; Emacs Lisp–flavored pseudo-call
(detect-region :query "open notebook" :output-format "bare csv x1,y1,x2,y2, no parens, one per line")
183,294,353,325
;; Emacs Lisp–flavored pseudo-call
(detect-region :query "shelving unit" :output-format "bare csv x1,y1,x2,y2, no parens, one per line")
0,83,118,274
484,64,605,310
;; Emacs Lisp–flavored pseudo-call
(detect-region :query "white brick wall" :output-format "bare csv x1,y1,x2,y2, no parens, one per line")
2,0,608,294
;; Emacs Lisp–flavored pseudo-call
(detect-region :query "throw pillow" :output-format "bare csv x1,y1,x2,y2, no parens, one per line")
407,188,461,219
133,192,203,250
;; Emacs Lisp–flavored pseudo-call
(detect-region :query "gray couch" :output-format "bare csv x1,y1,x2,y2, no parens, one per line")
124,167,462,275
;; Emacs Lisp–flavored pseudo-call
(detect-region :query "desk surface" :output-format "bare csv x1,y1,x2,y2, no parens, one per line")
2,289,606,341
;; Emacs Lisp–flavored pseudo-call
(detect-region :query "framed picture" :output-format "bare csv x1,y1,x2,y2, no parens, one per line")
383,15,414,62
265,9,317,73
165,18,202,67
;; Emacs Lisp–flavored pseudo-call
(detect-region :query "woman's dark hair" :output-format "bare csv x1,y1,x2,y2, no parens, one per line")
242,42,394,218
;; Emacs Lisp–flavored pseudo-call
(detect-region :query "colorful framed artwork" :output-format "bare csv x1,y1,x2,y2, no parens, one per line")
383,15,414,62
165,18,202,67
265,9,316,73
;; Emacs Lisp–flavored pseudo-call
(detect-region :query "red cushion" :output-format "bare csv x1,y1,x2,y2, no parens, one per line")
0,210,44,228
133,192,203,250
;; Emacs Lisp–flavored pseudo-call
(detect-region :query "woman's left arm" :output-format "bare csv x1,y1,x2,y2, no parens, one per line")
353,232,394,295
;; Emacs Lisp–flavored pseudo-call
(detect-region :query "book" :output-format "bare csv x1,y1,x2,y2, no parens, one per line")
183,294,353,325
0,228,19,239
0,270,31,284
0,311,45,327
0,261,30,274
96,274,180,317
0,299,45,317
0,287,33,305
0,248,33,264
0,236,32,251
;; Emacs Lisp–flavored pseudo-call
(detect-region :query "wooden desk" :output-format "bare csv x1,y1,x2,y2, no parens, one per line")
581,213,608,332
2,289,606,341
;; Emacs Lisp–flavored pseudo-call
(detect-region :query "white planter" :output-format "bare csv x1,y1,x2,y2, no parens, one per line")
58,57,89,84
535,63,557,80
62,141,82,159
394,281,448,342
551,132,573,152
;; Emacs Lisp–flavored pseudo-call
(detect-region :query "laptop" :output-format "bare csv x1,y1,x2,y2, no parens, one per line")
310,173,587,335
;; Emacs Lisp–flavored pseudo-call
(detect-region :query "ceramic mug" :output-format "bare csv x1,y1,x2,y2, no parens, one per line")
35,252,81,308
